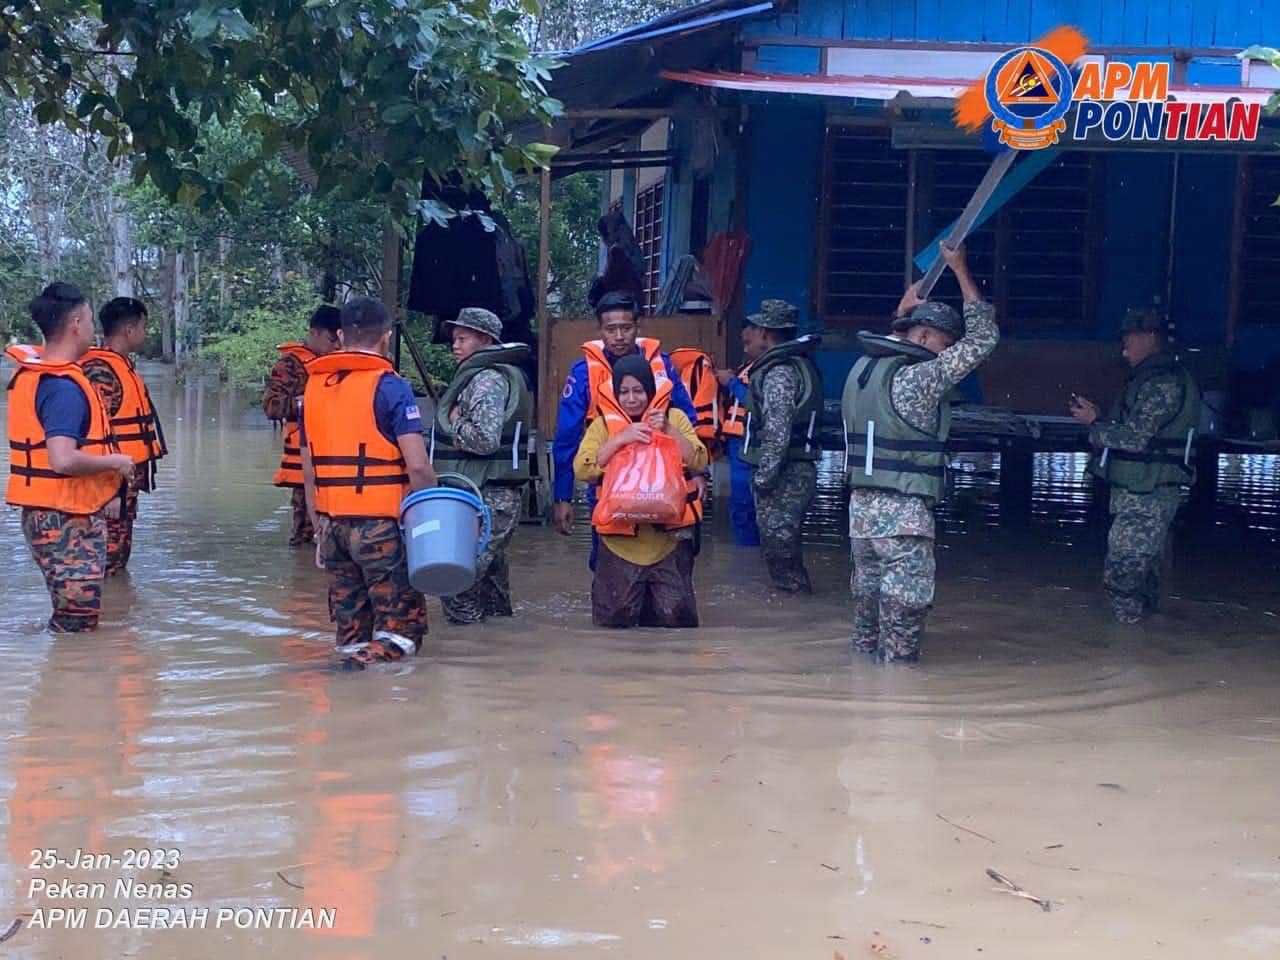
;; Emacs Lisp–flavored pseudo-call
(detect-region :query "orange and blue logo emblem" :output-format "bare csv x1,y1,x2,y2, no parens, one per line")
956,26,1261,149
984,46,1075,149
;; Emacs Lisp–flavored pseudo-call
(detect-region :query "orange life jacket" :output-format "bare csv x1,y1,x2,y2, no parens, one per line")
302,351,409,519
5,344,122,515
80,347,166,467
592,376,702,537
669,348,721,455
582,337,670,427
273,343,315,488
720,362,754,440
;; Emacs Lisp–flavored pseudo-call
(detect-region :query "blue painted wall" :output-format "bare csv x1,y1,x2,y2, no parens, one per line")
1097,154,1174,340
1170,154,1236,346
753,44,822,75
743,0,1278,47
744,99,824,333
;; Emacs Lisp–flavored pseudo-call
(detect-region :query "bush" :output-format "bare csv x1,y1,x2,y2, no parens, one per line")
202,284,459,392
204,298,313,386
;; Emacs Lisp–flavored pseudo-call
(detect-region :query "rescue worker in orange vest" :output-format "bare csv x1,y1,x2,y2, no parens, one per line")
263,305,341,546
573,354,707,628
670,347,721,459
300,297,438,670
6,283,135,633
81,297,167,576
552,291,698,569
716,320,770,547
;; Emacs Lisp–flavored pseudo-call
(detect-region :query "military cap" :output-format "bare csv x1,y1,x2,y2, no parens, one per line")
748,299,800,330
891,300,964,340
1120,306,1169,335
446,307,503,342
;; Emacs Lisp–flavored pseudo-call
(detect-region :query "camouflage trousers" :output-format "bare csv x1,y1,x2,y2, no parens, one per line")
320,517,426,649
1104,488,1181,624
106,481,139,577
441,484,522,625
753,460,817,593
288,487,314,546
849,535,935,662
21,507,108,633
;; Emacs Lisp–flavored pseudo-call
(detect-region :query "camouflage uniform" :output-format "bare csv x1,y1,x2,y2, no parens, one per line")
321,517,427,649
262,352,312,545
1090,356,1192,624
81,358,148,575
848,300,998,661
752,361,817,594
439,366,523,624
22,508,108,633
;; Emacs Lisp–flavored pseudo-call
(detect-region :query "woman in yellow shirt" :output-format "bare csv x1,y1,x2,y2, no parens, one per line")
574,354,708,628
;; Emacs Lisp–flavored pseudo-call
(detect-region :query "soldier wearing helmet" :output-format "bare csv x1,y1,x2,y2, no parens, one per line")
1070,307,1201,623
841,242,1000,662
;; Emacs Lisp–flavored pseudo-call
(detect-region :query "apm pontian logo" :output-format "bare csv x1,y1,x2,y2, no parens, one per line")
956,27,1262,149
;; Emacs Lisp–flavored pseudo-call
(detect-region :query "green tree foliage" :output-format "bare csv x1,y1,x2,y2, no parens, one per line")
0,97,114,339
1240,46,1280,114
201,278,318,383
502,171,602,319
0,0,562,219
519,0,689,52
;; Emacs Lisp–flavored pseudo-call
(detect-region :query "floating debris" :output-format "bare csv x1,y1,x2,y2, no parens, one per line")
986,868,1052,912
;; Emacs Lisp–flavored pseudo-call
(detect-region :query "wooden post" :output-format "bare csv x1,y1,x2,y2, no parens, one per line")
382,217,403,370
537,164,552,432
1226,155,1248,349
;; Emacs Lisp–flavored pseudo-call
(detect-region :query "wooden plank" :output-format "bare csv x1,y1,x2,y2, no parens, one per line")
891,0,916,40
913,0,941,41
1165,0,1193,48
1227,155,1246,347
1187,56,1244,86
1029,0,1070,39
536,165,551,432
1099,0,1129,46
1141,0,1170,45
842,0,859,39
814,122,834,329
1213,0,1240,46
1189,0,1217,46
852,0,894,40
1081,0,1106,38
753,44,822,74
1121,0,1148,44
796,0,845,37
904,150,918,283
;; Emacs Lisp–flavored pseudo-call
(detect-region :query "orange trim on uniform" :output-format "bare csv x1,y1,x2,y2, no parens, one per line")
592,376,702,537
277,342,317,365
80,348,165,465
669,347,720,454
719,362,753,439
302,351,408,519
583,337,669,426
273,344,316,488
5,344,121,514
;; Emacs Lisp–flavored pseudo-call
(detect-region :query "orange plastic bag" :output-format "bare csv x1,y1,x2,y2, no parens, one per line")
592,432,686,527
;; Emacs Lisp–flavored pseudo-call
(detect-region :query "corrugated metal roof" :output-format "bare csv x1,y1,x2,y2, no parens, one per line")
662,68,1276,107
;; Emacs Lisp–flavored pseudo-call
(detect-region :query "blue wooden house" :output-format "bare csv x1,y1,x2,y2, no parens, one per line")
542,0,1280,425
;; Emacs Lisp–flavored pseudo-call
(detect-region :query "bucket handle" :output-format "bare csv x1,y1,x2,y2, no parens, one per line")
435,472,492,560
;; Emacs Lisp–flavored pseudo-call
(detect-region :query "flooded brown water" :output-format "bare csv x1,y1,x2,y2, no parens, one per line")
2,365,1279,959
